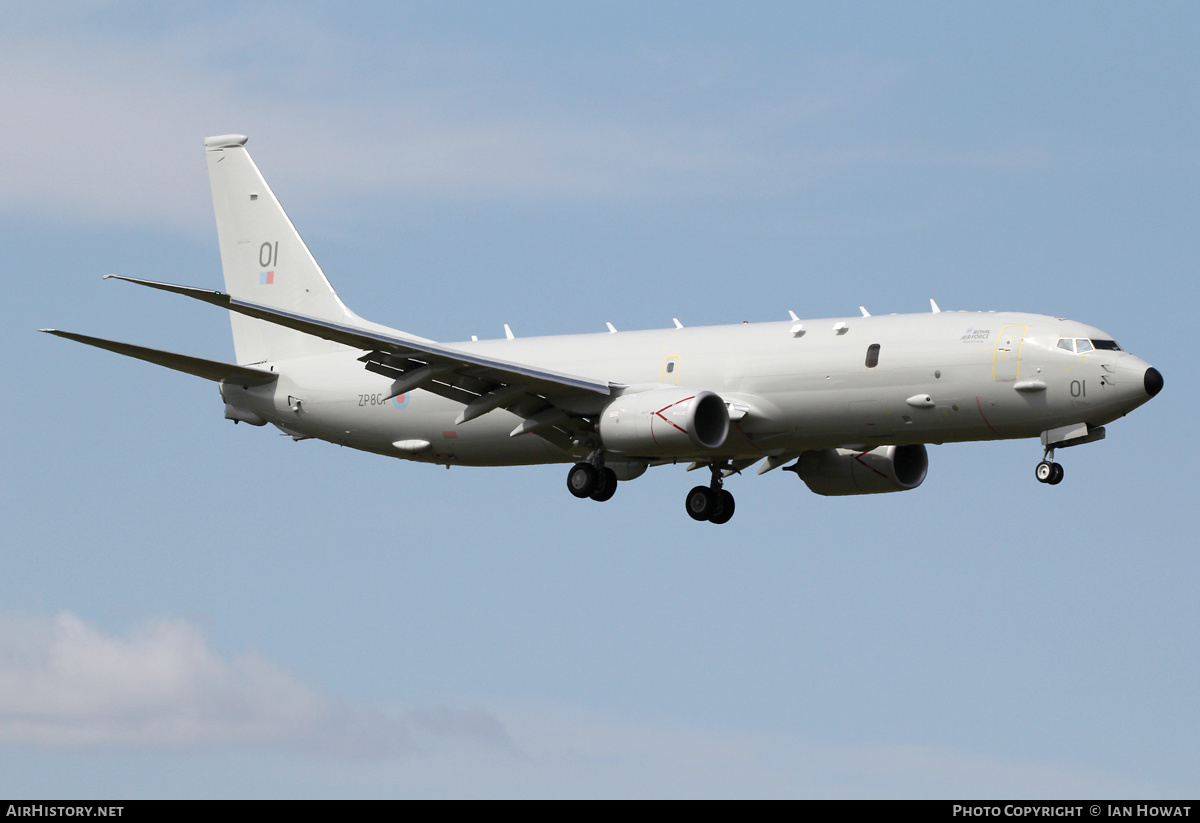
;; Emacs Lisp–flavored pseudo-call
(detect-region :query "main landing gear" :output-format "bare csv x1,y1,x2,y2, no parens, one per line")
686,463,736,524
567,456,738,523
567,460,618,502
1035,447,1064,485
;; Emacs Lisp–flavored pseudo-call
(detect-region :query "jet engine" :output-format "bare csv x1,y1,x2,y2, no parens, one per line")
599,388,729,457
791,444,928,496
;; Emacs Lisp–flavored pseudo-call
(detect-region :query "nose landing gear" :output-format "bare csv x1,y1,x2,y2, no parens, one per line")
686,463,736,524
1035,448,1064,485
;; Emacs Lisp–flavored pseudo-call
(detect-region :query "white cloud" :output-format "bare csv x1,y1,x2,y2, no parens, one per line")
0,613,1156,795
0,32,722,226
0,612,507,758
0,14,915,232
334,702,1155,798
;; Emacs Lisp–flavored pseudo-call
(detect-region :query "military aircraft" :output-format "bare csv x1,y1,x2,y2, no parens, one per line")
44,135,1163,523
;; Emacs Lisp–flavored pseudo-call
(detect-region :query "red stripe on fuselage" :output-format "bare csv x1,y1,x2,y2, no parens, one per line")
975,396,1002,438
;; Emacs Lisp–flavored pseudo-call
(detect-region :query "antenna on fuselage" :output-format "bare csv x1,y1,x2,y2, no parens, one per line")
930,299,941,313
504,324,515,340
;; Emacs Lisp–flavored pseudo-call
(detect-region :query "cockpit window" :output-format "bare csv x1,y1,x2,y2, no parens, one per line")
1058,338,1121,354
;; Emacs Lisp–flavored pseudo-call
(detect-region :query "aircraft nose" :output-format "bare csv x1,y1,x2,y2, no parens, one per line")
1144,366,1164,398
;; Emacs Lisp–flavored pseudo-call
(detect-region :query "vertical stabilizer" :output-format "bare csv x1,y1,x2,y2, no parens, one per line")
205,134,352,365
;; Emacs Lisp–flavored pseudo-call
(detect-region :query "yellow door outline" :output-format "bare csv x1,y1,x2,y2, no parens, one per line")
661,355,681,385
993,324,1027,381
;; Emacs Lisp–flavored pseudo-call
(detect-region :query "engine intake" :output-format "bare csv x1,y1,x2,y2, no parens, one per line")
792,444,928,496
599,388,729,457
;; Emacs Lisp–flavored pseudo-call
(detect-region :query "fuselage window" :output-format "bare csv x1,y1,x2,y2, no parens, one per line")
666,362,675,373
865,343,880,368
1075,339,1094,354
1057,339,1075,353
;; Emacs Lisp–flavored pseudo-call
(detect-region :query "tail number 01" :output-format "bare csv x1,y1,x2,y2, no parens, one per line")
259,241,279,268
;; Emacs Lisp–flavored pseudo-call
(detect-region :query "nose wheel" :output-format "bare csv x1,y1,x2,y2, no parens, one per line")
685,464,736,523
1035,449,1064,485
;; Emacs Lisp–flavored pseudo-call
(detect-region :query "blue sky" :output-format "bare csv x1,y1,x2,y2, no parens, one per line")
1,1,1195,798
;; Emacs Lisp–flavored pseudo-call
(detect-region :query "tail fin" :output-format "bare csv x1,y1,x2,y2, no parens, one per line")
205,134,354,365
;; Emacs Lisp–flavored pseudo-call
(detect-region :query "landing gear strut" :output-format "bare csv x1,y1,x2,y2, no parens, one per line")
686,463,736,524
1035,447,1064,485
567,458,618,502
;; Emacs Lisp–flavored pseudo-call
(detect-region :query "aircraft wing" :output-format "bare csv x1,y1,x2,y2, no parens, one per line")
41,329,278,386
105,276,616,448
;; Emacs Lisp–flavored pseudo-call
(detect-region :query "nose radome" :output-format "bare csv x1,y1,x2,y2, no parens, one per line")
1144,367,1164,398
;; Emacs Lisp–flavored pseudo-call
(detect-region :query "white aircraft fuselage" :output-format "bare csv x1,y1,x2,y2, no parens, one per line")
223,311,1155,468
45,135,1163,522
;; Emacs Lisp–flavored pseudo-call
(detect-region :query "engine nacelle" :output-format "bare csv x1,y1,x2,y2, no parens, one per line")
793,444,928,496
599,388,729,457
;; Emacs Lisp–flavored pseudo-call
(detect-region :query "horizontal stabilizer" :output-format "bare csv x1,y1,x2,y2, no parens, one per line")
41,329,278,386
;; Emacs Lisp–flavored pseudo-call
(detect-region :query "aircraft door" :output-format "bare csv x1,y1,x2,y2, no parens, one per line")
992,325,1027,382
